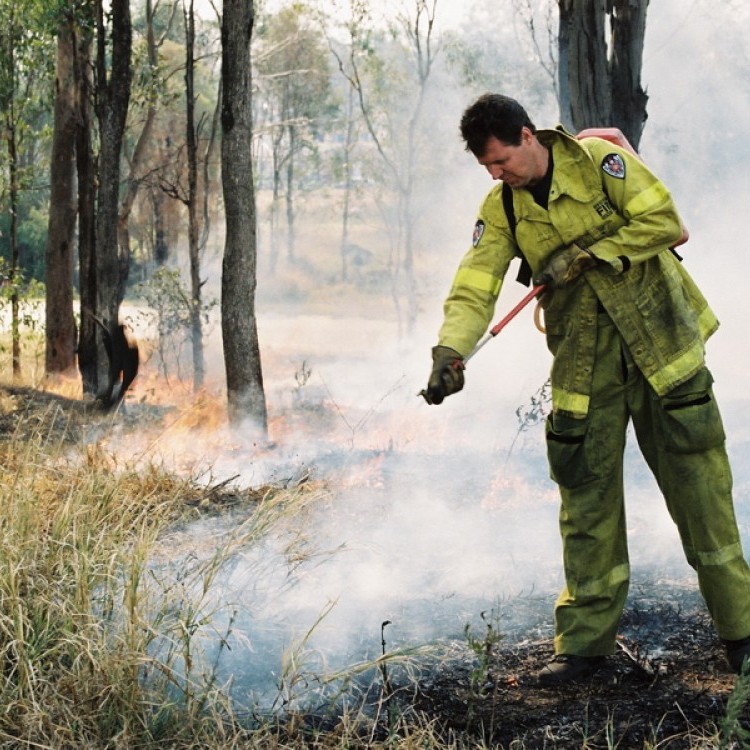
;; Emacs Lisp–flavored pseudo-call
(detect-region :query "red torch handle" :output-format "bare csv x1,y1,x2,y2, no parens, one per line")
488,284,546,336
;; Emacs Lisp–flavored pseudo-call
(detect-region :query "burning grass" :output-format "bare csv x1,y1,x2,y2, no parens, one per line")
1,382,750,748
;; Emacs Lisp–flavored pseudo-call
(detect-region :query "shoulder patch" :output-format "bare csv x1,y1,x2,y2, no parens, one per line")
602,153,625,179
472,219,485,247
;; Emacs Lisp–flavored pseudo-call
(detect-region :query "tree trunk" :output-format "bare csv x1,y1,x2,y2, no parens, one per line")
557,0,649,148
152,187,169,265
184,0,205,391
221,0,267,433
45,15,79,374
7,106,20,380
116,0,158,290
90,0,131,397
269,126,283,275
285,130,295,262
339,86,355,282
610,0,649,148
76,17,97,395
0,7,21,379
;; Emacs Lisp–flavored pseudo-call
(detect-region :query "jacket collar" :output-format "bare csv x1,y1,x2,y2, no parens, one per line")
536,127,603,204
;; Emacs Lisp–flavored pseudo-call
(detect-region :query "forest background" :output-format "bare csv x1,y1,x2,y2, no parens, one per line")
4,0,749,436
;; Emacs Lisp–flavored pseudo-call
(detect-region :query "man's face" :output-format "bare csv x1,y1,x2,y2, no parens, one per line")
476,127,540,188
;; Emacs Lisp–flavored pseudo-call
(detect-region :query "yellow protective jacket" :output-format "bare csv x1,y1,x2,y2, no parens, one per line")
438,127,718,418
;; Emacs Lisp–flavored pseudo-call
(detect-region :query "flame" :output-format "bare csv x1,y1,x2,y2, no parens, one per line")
481,470,558,511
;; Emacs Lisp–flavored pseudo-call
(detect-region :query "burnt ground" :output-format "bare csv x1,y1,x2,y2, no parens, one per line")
0,382,169,442
403,597,749,748
3,384,750,748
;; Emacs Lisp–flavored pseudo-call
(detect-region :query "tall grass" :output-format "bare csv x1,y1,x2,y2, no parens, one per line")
0,404,321,747
0,411,195,745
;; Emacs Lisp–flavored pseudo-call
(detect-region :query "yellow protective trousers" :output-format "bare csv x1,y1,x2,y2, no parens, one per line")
546,312,750,656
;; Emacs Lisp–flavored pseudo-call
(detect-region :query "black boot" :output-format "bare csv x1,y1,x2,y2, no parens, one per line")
725,636,750,674
535,654,606,686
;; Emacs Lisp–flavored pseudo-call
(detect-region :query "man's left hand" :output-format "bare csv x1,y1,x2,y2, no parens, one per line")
534,243,597,288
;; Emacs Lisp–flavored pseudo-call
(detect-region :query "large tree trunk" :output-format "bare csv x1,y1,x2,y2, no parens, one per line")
558,0,649,148
221,0,267,433
609,0,649,146
45,15,79,374
85,0,131,398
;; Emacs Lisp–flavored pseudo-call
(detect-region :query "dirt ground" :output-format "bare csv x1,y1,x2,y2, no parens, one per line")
3,383,750,749
407,597,748,748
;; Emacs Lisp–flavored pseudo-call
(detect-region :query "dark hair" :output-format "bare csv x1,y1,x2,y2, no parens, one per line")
460,93,536,156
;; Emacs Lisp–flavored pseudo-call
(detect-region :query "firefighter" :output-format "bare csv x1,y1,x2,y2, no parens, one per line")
423,93,750,684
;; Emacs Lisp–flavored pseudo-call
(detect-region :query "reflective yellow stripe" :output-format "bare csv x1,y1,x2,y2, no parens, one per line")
453,267,502,296
688,541,744,568
648,343,706,395
551,386,589,419
623,181,670,217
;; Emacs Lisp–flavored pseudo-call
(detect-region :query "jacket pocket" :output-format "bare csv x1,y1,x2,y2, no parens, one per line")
656,368,725,453
545,414,599,489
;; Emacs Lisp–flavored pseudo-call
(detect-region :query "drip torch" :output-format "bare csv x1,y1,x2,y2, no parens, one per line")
418,284,546,402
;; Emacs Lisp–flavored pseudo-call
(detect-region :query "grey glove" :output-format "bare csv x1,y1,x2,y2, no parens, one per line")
422,346,464,405
534,243,597,288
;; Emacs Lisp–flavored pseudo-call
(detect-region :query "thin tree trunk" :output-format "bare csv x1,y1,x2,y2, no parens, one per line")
339,87,355,282
7,107,20,379
269,126,283,275
117,0,158,284
285,131,295,262
152,187,169,264
184,0,205,391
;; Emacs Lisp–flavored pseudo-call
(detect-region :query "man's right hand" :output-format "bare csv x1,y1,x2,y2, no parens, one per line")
422,346,465,405
533,243,597,288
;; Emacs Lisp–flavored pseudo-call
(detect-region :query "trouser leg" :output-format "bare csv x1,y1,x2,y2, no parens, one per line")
629,365,750,641
547,317,630,656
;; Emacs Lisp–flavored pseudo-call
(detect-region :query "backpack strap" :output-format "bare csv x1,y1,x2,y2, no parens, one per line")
502,182,533,287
